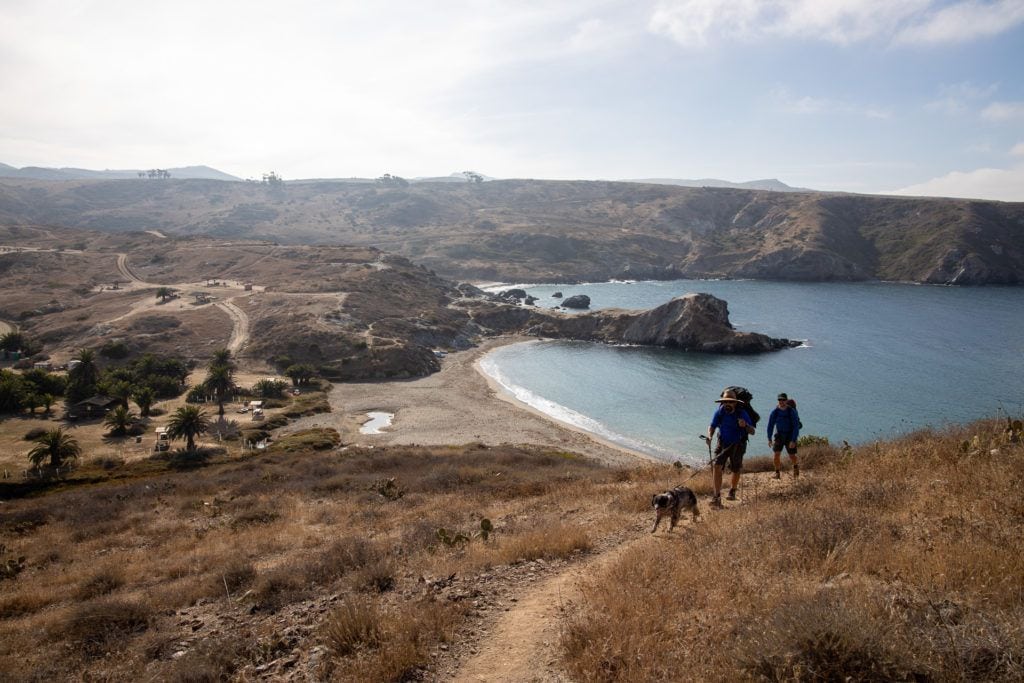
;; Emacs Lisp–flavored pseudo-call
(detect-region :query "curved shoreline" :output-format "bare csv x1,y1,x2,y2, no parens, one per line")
282,336,651,467
474,342,665,463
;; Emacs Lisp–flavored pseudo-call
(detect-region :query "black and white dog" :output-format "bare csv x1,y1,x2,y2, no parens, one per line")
652,486,700,532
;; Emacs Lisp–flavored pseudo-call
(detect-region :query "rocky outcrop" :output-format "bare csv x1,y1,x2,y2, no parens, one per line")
473,293,797,353
561,294,590,309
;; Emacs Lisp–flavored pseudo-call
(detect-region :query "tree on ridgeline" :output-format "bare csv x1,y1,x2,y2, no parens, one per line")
27,428,81,475
167,405,210,452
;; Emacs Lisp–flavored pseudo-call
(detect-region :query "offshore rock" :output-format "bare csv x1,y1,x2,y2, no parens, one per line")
475,293,797,353
561,294,591,309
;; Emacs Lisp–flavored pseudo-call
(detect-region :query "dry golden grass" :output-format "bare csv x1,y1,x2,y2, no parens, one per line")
560,420,1024,682
5,419,1017,680
0,439,635,679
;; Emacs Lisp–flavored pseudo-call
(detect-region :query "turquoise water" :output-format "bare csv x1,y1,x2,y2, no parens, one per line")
479,280,1024,464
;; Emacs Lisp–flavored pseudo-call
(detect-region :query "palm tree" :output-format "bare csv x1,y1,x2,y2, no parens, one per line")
209,348,235,371
167,405,209,452
27,428,81,472
203,364,236,416
67,349,99,404
103,406,138,436
133,386,155,417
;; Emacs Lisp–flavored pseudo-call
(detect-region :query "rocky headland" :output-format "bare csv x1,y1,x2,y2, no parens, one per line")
469,293,796,353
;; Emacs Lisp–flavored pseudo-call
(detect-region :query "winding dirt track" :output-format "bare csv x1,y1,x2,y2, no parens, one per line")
215,301,250,354
450,530,651,683
110,253,253,353
116,253,144,283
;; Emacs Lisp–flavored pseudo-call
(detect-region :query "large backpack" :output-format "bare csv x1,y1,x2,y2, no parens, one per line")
722,385,759,426
786,398,804,430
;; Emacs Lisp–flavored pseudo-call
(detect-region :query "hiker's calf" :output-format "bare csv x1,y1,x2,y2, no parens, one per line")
652,486,700,532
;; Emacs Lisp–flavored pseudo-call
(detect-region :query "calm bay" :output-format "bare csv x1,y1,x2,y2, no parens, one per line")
479,280,1024,464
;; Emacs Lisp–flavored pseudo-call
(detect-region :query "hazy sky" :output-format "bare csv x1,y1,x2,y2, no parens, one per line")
2,0,1023,199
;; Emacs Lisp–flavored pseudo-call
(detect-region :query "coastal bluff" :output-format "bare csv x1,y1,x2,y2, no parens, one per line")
472,293,798,353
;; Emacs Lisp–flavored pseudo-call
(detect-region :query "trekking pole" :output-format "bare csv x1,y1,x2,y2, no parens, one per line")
699,434,713,466
677,435,715,483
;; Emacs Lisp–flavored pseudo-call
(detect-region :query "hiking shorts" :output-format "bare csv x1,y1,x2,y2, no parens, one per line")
714,440,744,472
772,434,798,455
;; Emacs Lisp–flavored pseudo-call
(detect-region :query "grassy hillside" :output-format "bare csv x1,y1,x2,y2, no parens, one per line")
1,178,1022,284
0,419,1020,680
562,418,1024,681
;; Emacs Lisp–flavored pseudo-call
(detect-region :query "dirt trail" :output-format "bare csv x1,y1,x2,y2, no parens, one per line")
449,528,652,683
215,300,250,354
116,253,144,283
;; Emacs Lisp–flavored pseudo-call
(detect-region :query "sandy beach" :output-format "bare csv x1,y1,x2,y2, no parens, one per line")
282,336,652,467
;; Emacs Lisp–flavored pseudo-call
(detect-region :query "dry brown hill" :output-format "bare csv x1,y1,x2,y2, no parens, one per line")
1,178,1022,284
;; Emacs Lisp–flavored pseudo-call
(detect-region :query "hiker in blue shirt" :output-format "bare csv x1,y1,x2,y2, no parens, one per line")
767,392,801,479
707,389,755,508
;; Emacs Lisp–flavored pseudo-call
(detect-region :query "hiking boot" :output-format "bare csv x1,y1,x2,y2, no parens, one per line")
726,488,737,501
710,497,724,510
793,464,800,478
773,470,781,480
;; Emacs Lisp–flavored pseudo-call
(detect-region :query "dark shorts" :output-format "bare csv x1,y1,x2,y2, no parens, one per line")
772,434,798,455
714,440,745,472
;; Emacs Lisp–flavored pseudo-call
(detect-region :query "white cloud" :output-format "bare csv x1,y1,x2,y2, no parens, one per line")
890,164,1024,201
1011,142,1024,155
648,0,1024,47
925,81,1000,114
768,86,891,118
896,0,1024,44
982,101,1024,120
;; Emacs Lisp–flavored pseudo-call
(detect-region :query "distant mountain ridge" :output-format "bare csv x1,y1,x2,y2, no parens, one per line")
0,163,240,181
0,177,1021,285
623,178,810,192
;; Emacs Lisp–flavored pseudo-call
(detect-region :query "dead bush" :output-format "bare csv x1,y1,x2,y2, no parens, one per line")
252,565,308,612
53,598,152,657
322,596,383,657
738,591,925,682
303,536,381,586
77,568,125,600
218,559,257,596
163,634,252,683
324,597,460,681
495,524,591,563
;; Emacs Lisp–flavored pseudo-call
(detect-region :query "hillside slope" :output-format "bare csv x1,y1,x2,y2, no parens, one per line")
0,178,1022,284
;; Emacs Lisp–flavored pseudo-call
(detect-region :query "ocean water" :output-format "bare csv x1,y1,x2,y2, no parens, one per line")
479,280,1024,464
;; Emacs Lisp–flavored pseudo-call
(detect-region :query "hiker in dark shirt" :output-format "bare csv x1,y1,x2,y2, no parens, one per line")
708,389,755,508
767,392,801,478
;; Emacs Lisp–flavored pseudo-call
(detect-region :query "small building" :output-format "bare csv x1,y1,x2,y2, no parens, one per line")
243,283,253,291
69,395,120,419
33,361,52,370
